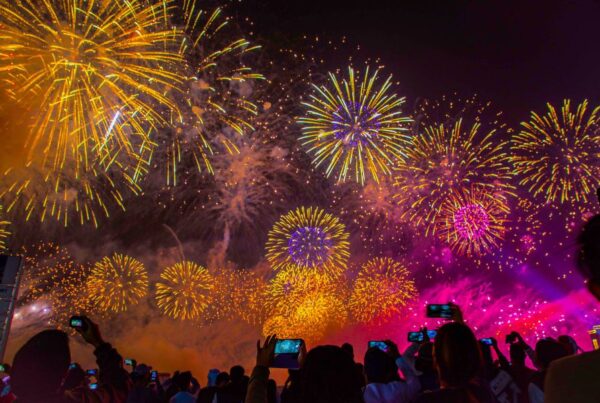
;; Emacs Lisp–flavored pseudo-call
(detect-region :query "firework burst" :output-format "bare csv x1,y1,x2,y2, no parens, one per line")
155,261,214,321
298,66,411,184
87,254,149,313
0,0,183,169
511,99,600,205
394,97,513,234
349,257,417,324
266,207,350,276
18,242,91,327
436,186,510,256
161,2,264,185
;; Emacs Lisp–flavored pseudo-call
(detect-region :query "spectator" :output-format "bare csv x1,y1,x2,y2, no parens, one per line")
246,335,363,403
480,339,520,403
220,366,247,403
197,372,230,403
416,322,495,403
127,364,162,403
10,316,131,402
508,343,535,403
528,339,568,403
363,340,420,403
341,342,366,388
169,371,197,403
413,342,438,393
556,335,579,356
545,213,600,403
280,369,301,403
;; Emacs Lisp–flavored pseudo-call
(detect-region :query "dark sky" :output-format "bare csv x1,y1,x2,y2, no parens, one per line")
236,0,600,124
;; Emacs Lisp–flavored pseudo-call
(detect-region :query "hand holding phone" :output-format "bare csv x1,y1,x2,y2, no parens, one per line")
408,330,437,343
368,341,389,352
480,338,494,346
150,370,158,382
426,304,454,319
69,316,87,331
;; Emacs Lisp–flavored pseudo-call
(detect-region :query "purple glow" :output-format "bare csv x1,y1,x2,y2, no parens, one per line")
332,103,381,147
288,226,332,267
454,203,490,240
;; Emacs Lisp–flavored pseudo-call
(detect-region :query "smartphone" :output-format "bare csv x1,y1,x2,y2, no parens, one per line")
69,316,87,330
480,338,494,346
407,330,438,342
368,341,389,352
86,369,98,376
89,383,98,390
272,339,304,369
150,370,158,382
124,359,134,366
0,365,5,372
69,363,78,370
426,304,454,319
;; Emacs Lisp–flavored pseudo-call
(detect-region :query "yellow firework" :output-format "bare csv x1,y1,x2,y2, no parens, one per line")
0,0,182,172
265,267,338,316
19,242,91,328
156,261,214,320
437,186,510,256
511,100,600,204
297,66,412,185
266,206,350,276
87,254,149,313
349,257,417,323
262,290,347,343
0,205,9,251
394,118,513,235
163,2,264,185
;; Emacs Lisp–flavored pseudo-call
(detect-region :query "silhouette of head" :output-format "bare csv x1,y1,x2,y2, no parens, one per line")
557,335,578,355
534,339,568,370
230,365,245,383
364,347,396,384
216,371,230,387
11,330,71,400
301,345,363,403
341,343,354,360
433,322,483,388
509,343,527,364
174,371,192,391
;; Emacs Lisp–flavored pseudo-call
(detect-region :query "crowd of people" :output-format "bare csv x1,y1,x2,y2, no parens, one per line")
3,214,600,402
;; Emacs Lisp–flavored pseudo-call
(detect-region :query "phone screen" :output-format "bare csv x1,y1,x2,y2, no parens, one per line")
275,339,303,354
368,341,389,352
86,369,97,376
70,318,83,328
272,339,304,369
426,304,453,319
480,338,493,346
150,371,158,382
89,383,98,390
124,359,133,366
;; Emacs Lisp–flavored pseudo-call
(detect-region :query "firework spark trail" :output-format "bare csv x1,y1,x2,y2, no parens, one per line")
298,66,412,185
87,253,149,313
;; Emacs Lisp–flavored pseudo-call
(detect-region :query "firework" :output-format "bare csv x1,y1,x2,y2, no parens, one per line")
266,207,350,276
0,205,9,251
0,0,182,171
349,257,417,323
298,66,411,185
263,290,347,343
394,98,513,234
511,100,600,205
156,261,214,320
436,186,510,256
87,254,149,313
18,243,91,327
161,3,264,185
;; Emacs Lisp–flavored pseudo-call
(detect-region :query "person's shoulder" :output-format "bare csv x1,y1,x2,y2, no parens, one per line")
550,349,600,373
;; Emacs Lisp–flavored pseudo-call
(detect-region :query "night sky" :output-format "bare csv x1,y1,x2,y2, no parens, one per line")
236,0,600,125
